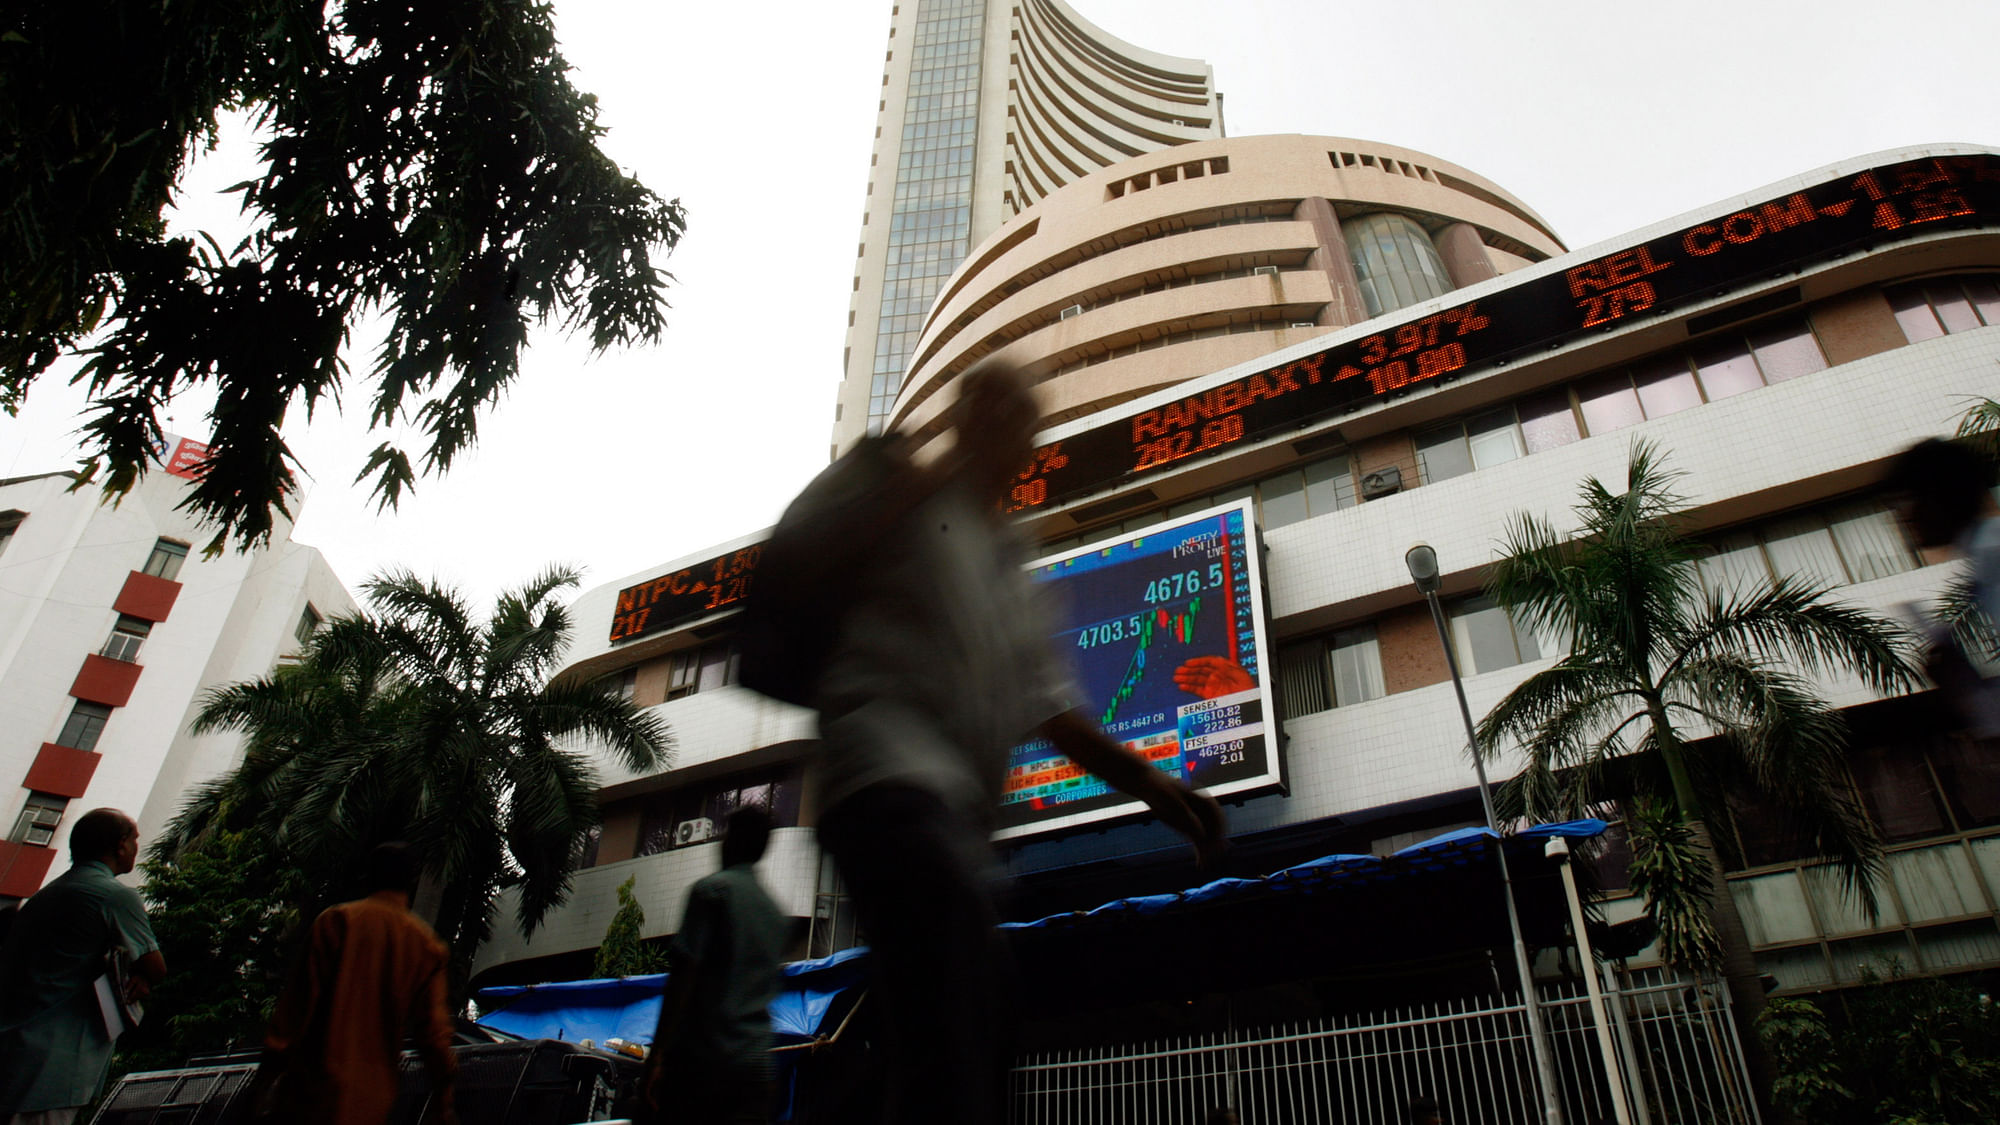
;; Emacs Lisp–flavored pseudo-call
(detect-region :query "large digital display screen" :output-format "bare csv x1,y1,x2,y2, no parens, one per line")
994,500,1280,840
612,151,2000,644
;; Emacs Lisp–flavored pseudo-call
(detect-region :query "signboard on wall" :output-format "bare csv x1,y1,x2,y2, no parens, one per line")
996,499,1281,840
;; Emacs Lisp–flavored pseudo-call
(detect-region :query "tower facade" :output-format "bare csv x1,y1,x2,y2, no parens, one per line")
830,0,1222,452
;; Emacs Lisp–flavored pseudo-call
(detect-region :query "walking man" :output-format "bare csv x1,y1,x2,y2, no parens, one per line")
807,360,1228,1124
0,808,166,1125
252,843,457,1125
644,805,789,1123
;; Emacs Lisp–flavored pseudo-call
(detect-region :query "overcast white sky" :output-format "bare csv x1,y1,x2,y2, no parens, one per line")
3,0,1995,608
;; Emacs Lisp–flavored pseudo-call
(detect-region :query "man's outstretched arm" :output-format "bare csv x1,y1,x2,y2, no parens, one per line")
1037,709,1228,866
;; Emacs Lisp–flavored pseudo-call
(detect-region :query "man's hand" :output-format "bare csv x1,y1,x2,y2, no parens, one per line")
1038,710,1229,867
123,973,152,1004
1172,656,1254,700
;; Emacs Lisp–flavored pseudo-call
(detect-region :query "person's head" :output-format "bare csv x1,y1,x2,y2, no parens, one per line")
720,804,773,867
70,808,139,874
1408,1095,1444,1125
364,842,421,898
1883,437,1997,547
951,357,1041,500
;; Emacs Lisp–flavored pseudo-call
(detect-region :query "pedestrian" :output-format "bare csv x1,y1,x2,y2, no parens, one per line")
644,805,789,1124
0,807,166,1125
249,842,457,1125
1884,436,2000,735
802,359,1228,1125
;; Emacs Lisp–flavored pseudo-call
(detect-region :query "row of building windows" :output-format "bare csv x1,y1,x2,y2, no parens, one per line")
632,763,804,858
1275,496,1921,721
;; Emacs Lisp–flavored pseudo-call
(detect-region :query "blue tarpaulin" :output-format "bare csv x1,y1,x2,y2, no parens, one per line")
475,945,868,1045
473,820,1606,1046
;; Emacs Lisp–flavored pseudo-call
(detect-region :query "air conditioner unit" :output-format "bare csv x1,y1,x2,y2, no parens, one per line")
1059,304,1085,320
1252,265,1280,277
1290,321,1316,329
673,817,716,848
1359,466,1403,500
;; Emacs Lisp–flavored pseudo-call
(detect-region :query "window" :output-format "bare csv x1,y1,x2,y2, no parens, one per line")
10,793,67,847
1418,410,1523,485
1886,274,2000,341
1450,596,1547,674
141,539,189,581
294,605,321,647
1517,388,1581,453
1574,370,1646,436
0,510,23,557
100,616,151,663
55,702,113,752
1695,499,1918,599
1258,455,1355,529
663,640,736,701
1276,626,1386,717
636,765,805,857
599,668,638,704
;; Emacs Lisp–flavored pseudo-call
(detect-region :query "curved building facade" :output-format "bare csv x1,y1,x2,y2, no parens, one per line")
832,0,1222,449
883,134,1565,450
476,147,2000,1025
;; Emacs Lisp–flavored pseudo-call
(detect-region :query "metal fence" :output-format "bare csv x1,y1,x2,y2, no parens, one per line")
1010,967,1760,1125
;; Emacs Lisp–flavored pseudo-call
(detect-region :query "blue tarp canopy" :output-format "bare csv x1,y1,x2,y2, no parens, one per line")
473,820,1605,1045
475,946,869,1045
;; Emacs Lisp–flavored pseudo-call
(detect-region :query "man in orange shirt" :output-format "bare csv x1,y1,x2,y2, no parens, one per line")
251,843,458,1125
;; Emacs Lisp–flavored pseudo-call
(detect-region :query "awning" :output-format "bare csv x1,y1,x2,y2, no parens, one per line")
473,820,1606,1044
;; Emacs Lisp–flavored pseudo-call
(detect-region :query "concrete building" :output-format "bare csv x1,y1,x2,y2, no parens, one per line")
471,140,2000,999
0,437,354,898
830,0,1223,451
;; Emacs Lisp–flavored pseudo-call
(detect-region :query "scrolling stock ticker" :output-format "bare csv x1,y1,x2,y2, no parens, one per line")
609,153,2000,645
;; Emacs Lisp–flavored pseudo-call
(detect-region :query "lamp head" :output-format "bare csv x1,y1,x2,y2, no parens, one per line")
1405,543,1441,594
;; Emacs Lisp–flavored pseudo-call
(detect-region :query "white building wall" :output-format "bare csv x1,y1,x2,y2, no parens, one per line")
0,459,354,892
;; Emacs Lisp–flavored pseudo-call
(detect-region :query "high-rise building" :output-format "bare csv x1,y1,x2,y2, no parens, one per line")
0,437,354,898
829,0,1222,453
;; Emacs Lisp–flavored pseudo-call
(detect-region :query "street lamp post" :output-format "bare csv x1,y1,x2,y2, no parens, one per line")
1405,543,1566,1125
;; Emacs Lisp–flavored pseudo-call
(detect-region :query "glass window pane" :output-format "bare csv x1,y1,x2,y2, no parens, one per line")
1850,744,1950,842
1886,284,1945,342
1575,371,1644,436
1329,626,1385,706
1632,355,1702,418
1416,426,1474,483
1302,456,1354,515
1761,514,1848,588
1932,739,2000,827
1963,276,2000,325
1698,532,1770,599
1747,318,1828,384
1453,597,1523,674
1825,500,1917,583
1260,470,1309,529
1926,281,1982,334
1517,388,1581,453
1466,409,1524,470
1691,337,1764,400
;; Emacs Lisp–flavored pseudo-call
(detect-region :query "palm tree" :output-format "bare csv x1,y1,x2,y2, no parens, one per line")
158,565,670,992
1474,442,1922,1107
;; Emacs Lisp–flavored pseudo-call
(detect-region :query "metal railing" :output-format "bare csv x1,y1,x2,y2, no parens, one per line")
1010,967,1760,1125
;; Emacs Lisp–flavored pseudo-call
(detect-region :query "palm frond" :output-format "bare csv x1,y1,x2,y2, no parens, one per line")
1666,576,1922,697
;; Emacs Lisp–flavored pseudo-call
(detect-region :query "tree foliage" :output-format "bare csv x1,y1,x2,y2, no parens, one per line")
157,565,672,993
1,0,685,549
120,828,303,1071
593,875,668,979
1475,441,1922,1110
1758,968,2000,1125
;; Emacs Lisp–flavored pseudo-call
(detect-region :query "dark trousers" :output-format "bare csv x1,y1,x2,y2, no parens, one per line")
817,785,1015,1125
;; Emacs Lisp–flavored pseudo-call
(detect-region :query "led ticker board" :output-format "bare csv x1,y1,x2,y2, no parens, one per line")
613,151,2000,644
999,152,2000,515
995,500,1280,840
